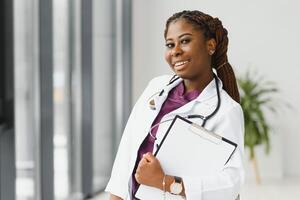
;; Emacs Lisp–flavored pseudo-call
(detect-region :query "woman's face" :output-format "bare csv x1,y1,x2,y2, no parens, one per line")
164,19,213,80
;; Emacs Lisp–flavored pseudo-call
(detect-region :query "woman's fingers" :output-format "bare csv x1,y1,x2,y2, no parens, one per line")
136,157,147,174
143,152,155,162
135,153,164,186
134,172,141,183
138,157,147,167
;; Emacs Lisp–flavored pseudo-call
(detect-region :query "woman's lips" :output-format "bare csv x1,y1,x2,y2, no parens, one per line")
173,60,190,71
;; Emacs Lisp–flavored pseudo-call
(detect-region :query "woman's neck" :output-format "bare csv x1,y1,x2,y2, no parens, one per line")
183,72,214,94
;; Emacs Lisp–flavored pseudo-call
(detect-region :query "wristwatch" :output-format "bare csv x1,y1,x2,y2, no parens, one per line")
170,176,183,195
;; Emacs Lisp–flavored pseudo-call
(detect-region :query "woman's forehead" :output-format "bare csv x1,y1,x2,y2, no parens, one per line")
165,19,203,40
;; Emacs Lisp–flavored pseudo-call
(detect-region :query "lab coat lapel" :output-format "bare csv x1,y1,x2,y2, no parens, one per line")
136,77,183,145
168,76,223,116
152,77,183,111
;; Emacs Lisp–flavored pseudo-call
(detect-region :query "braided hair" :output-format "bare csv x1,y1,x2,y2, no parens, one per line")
164,10,240,103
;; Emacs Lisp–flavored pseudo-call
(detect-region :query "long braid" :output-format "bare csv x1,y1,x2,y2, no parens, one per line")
165,10,240,103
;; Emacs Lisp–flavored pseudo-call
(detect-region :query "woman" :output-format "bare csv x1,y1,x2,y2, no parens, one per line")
106,10,244,200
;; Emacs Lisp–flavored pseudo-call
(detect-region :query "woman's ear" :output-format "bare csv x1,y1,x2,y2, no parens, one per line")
207,38,217,55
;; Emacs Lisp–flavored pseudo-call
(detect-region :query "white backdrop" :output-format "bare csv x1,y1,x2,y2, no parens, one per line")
132,0,300,180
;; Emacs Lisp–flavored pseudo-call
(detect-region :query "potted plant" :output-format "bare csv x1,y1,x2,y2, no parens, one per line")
238,71,278,184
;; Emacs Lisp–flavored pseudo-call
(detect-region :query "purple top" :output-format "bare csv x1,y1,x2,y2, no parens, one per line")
131,81,201,199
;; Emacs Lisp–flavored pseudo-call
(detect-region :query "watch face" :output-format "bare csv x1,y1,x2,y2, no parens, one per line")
170,182,183,195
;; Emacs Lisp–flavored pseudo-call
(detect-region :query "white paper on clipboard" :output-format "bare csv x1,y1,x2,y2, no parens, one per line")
135,115,237,200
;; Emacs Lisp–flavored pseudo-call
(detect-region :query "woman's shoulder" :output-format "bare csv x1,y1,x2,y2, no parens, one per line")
142,74,174,92
220,89,243,115
136,74,174,102
148,74,174,86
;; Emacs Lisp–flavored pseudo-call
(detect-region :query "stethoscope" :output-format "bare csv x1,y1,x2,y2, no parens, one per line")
147,73,221,140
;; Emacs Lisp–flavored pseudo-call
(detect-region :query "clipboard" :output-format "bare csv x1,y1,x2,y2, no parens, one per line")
135,115,237,199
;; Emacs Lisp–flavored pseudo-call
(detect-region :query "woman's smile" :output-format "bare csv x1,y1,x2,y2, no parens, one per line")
173,59,190,71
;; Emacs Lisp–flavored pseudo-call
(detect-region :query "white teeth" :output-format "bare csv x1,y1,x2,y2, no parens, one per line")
174,60,189,67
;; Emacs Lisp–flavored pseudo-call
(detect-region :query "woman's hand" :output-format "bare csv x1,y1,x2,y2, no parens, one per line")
135,152,165,189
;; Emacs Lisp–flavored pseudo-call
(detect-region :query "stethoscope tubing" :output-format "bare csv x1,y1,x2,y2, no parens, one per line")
148,73,221,139
187,74,221,127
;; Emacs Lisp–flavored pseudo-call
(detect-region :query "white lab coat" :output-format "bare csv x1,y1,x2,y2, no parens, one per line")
105,74,244,200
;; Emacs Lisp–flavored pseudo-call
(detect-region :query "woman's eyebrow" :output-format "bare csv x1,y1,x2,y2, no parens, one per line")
166,33,192,41
179,33,192,38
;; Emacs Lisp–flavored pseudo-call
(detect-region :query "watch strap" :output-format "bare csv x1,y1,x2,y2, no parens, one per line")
174,176,182,183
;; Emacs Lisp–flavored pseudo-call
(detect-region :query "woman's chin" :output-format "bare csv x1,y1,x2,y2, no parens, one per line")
174,72,192,80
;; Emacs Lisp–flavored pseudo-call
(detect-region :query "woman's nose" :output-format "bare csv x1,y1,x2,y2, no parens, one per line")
171,45,183,57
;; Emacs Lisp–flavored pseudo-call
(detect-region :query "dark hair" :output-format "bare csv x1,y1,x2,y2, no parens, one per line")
164,10,240,103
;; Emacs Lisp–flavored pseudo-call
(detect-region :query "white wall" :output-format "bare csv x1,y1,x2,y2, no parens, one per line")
132,0,300,180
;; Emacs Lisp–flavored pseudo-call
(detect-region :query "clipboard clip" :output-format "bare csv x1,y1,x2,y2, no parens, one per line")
189,123,222,145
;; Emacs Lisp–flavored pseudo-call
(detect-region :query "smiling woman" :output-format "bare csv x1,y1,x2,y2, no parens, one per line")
106,10,244,200
164,11,240,102
164,19,215,93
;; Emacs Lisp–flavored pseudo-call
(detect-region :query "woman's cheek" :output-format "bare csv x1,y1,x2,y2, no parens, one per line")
164,51,172,67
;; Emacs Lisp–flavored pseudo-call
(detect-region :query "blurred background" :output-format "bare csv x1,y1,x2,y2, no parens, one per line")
0,0,299,200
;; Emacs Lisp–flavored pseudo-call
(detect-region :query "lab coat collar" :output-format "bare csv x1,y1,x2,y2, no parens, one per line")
161,74,223,103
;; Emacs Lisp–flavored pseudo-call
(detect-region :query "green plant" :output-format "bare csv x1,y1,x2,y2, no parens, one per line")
238,70,278,183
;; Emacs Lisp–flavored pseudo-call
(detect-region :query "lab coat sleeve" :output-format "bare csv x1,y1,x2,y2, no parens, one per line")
104,103,136,198
105,77,162,199
182,104,244,200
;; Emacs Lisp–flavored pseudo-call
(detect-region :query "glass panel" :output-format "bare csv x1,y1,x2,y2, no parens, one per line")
53,0,71,199
92,0,114,192
14,0,38,200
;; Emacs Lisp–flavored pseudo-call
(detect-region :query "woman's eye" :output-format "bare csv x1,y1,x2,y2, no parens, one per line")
165,43,174,48
181,39,190,44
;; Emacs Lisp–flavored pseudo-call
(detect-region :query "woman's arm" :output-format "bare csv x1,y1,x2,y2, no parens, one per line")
105,77,163,198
